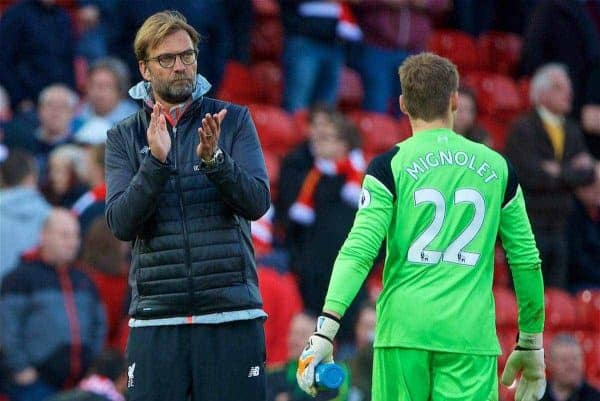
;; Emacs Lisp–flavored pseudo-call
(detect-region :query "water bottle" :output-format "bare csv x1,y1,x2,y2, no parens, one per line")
315,363,345,390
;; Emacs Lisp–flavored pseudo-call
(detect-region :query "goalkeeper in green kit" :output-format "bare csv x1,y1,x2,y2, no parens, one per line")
296,52,546,401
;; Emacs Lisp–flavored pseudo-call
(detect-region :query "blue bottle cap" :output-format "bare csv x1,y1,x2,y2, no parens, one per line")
315,363,345,390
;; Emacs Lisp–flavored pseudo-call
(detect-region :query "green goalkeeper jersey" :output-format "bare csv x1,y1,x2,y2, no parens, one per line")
324,128,544,355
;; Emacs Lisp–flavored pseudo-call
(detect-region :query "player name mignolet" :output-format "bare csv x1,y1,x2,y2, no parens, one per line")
404,150,499,183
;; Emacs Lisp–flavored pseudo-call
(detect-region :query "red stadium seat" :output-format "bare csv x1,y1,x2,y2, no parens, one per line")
544,288,577,331
217,61,260,105
574,330,600,383
427,29,480,73
292,109,310,138
252,0,280,17
477,116,509,151
248,104,302,155
478,31,522,76
250,61,283,106
575,289,600,330
497,327,518,372
258,266,303,367
463,72,523,123
262,148,281,200
338,67,364,113
517,77,532,111
494,287,518,329
347,111,407,156
493,244,510,289
251,17,283,62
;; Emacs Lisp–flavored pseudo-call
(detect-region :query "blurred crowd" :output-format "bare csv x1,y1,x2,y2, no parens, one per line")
0,1,599,401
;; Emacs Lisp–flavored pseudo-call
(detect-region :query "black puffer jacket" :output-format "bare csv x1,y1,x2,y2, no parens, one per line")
105,77,270,319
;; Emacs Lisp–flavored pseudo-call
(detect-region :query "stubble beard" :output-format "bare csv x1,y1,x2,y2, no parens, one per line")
153,76,196,104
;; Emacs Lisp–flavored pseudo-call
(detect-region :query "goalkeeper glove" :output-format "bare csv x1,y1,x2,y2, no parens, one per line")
501,332,546,401
296,313,340,397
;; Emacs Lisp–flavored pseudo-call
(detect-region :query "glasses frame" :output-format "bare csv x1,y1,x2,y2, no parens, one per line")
146,49,198,69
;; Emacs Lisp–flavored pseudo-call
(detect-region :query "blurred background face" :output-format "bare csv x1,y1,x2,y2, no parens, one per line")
49,156,73,196
540,71,572,115
41,211,81,266
310,112,348,161
39,89,75,137
454,92,476,135
354,307,376,351
287,314,316,359
88,69,121,116
549,342,584,389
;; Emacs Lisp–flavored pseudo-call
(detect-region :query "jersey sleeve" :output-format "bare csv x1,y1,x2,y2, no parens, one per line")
498,161,545,334
323,148,397,316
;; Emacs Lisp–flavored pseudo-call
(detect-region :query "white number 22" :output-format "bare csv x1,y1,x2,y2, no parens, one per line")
407,188,484,267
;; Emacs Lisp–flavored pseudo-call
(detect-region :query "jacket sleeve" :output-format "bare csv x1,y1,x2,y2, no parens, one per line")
104,126,172,241
0,270,32,373
201,107,271,220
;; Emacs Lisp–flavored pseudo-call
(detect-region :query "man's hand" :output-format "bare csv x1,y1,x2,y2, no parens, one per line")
197,109,227,161
501,332,546,401
297,314,340,396
147,103,171,163
14,367,38,385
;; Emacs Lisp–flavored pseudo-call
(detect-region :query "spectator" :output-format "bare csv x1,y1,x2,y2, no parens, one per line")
541,333,600,401
581,65,600,159
276,105,367,345
520,0,600,119
0,209,106,401
454,86,492,146
0,0,75,113
107,1,230,92
72,143,107,235
567,166,600,290
74,0,118,64
505,63,596,289
3,84,79,181
104,11,270,401
72,58,138,145
0,150,51,281
44,144,89,208
279,1,362,112
267,312,350,401
352,0,449,115
46,349,127,401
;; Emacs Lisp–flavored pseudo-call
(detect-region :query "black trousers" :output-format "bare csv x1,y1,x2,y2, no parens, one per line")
125,319,266,401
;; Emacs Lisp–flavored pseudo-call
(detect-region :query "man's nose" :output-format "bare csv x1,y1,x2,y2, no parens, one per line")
173,56,186,71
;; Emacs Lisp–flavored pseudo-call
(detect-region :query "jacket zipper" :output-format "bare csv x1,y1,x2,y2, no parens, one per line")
172,126,195,315
57,267,82,387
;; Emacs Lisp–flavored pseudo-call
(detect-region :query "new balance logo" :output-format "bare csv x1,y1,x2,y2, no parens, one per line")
247,366,260,377
139,146,150,155
128,363,136,388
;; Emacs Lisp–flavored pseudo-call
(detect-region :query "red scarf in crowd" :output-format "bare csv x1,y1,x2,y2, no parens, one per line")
289,149,365,225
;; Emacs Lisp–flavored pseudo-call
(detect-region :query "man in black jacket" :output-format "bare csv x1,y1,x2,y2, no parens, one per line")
104,10,270,401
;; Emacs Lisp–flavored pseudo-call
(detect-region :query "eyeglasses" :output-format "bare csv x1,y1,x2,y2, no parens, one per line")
146,49,197,68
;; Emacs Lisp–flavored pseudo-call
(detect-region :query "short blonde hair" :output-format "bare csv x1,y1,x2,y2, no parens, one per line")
399,52,459,121
134,10,200,62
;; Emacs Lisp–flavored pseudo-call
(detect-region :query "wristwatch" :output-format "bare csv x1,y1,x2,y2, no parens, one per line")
201,148,224,168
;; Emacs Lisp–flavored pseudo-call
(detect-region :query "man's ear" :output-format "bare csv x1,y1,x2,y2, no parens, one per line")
139,60,151,81
450,91,459,113
399,95,408,115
